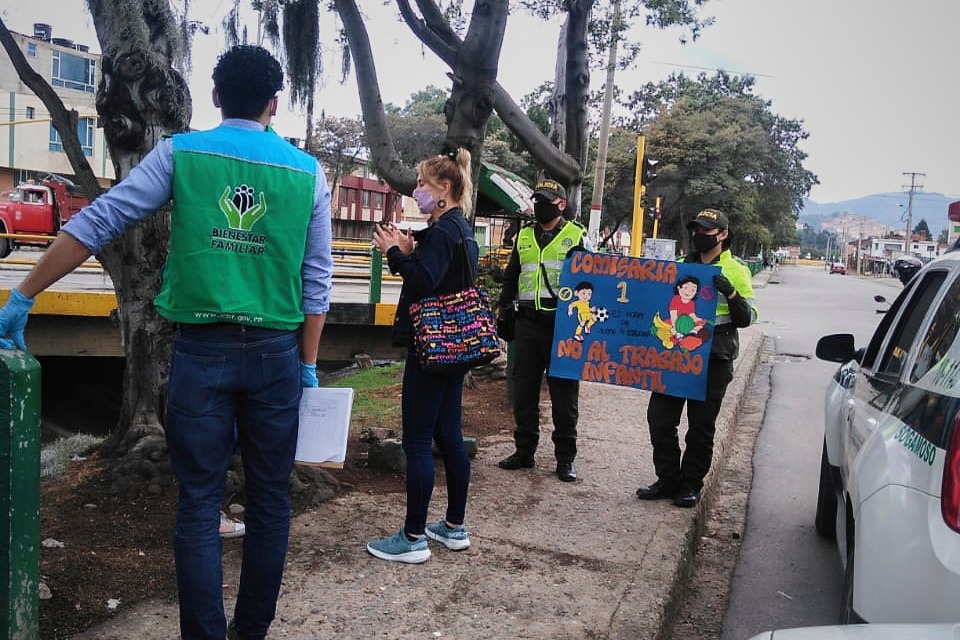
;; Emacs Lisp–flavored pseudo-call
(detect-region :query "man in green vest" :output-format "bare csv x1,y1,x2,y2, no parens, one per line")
636,208,757,508
496,180,590,482
0,46,333,640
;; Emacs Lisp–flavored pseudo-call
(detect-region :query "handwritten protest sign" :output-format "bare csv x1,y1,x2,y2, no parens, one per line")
548,253,720,401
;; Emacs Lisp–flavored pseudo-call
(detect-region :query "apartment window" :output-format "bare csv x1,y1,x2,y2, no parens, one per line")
373,192,383,209
363,190,371,207
25,106,35,119
27,43,37,57
51,50,96,93
49,117,95,156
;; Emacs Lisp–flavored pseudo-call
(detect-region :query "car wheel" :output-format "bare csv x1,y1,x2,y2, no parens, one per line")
815,440,837,538
839,526,856,624
0,225,10,259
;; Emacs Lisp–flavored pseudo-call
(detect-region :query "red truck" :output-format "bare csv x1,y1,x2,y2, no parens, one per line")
0,175,90,258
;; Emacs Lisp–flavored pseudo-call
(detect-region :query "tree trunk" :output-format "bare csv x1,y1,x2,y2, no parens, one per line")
338,0,582,196
86,0,191,496
561,0,594,221
548,19,568,156
334,0,415,194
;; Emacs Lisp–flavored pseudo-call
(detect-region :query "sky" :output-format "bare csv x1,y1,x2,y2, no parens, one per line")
2,0,958,208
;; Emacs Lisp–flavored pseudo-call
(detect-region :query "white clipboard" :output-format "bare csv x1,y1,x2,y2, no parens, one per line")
295,387,354,468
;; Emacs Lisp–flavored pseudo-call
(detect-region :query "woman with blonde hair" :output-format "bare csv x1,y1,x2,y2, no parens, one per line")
368,148,478,563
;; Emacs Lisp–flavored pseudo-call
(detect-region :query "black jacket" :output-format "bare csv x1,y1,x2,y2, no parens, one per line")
387,208,479,348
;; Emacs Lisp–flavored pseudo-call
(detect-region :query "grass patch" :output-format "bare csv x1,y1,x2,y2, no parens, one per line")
327,362,403,431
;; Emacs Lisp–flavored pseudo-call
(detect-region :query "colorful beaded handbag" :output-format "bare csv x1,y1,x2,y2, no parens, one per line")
408,227,501,374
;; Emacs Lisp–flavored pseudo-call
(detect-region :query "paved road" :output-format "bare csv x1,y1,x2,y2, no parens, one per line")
721,266,903,639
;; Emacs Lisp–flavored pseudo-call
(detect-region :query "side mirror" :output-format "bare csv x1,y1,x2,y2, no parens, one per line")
816,333,857,363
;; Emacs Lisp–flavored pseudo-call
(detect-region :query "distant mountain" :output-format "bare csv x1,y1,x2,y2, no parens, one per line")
800,192,956,235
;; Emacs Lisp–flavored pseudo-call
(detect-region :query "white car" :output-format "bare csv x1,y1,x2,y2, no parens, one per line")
815,247,960,624
746,623,960,639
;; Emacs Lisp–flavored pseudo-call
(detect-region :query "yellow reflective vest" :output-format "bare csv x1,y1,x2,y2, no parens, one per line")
516,220,587,311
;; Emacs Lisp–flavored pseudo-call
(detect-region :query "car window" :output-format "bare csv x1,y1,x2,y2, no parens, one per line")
862,284,912,369
876,270,948,379
910,274,960,383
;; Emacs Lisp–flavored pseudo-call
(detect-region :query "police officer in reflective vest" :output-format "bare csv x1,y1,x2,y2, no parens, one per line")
636,208,758,507
496,179,590,482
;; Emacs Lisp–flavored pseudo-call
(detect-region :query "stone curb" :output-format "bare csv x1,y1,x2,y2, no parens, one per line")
648,268,772,639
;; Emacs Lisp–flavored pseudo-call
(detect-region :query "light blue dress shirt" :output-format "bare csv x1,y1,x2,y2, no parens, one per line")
62,119,334,314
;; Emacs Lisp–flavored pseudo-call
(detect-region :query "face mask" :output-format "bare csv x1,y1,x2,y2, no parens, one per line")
692,232,720,253
534,200,561,224
412,188,437,214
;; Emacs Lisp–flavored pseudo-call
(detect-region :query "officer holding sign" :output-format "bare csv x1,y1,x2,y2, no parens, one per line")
636,209,757,507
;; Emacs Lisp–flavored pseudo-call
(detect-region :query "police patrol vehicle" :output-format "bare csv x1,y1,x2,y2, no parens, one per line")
815,233,960,624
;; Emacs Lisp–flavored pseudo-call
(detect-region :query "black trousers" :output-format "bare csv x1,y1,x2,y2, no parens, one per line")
511,314,579,463
646,357,735,491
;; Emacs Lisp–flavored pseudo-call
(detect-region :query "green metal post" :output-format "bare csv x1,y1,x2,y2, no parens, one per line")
0,350,41,640
369,247,383,304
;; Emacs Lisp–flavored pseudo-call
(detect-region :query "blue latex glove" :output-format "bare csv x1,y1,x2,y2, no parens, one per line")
300,362,319,388
0,289,35,351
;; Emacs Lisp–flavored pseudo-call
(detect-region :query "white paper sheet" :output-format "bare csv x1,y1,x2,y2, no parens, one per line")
295,387,354,468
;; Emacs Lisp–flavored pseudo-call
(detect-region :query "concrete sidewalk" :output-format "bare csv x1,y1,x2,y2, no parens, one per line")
75,269,774,640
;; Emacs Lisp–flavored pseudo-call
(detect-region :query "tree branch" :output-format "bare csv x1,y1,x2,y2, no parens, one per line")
0,18,103,200
393,3,582,184
335,0,416,194
393,0,458,60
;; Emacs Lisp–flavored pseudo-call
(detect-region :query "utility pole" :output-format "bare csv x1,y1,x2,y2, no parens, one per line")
587,0,622,249
902,172,925,258
857,217,865,275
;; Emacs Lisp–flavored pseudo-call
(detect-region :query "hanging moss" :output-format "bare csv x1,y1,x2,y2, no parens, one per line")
282,0,320,109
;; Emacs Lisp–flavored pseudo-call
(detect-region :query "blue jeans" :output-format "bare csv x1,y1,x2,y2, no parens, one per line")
165,323,301,640
401,351,471,535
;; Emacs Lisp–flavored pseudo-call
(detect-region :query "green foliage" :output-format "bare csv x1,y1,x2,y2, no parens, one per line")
617,71,818,255
400,85,450,117
600,127,642,229
384,85,541,185
310,115,366,187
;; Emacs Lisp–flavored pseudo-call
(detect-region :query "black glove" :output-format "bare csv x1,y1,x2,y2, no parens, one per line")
496,306,515,342
713,274,736,298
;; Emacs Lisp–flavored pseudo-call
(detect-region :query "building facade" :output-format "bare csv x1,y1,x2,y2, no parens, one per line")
0,23,115,193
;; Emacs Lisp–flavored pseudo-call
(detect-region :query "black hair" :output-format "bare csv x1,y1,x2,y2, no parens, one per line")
212,45,284,120
574,281,594,292
674,275,701,296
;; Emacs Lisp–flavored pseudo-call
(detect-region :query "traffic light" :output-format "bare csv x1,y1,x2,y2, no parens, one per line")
640,154,659,187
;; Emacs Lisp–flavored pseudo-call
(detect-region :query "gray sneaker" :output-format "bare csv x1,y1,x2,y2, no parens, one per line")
367,529,431,563
425,521,471,551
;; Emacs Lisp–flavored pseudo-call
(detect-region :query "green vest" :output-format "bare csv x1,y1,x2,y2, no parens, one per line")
516,220,587,311
155,128,317,330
